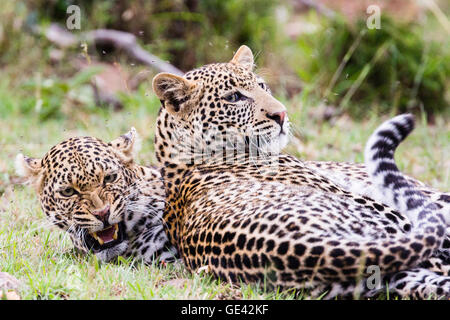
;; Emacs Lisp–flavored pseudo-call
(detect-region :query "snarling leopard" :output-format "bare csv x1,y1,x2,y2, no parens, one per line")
16,129,177,264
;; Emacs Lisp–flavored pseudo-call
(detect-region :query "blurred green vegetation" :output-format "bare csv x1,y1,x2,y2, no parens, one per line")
20,66,103,120
0,0,448,120
26,0,278,70
294,16,450,117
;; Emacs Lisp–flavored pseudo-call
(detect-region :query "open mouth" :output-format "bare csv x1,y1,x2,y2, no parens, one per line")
84,222,127,253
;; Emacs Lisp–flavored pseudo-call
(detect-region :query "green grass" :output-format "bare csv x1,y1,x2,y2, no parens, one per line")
0,81,448,300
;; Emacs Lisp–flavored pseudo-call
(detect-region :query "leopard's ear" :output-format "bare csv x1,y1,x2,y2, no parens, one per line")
15,153,45,191
230,45,254,71
152,72,195,115
109,127,140,165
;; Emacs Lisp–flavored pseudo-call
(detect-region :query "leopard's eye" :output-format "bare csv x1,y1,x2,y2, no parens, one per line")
259,82,271,93
60,187,76,197
223,91,245,103
104,173,118,184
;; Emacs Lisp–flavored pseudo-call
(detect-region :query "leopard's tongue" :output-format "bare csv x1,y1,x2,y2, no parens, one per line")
97,227,115,244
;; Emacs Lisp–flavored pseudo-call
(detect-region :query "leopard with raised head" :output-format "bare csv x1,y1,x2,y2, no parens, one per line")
151,45,449,299
16,129,177,264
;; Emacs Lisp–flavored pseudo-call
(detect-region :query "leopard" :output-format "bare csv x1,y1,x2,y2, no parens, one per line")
150,45,450,299
16,128,177,264
15,46,449,298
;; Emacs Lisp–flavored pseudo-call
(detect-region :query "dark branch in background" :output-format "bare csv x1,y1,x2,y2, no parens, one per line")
30,24,184,110
42,24,184,76
85,29,184,75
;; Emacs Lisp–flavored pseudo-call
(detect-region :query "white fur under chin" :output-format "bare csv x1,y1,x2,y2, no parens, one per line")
95,240,129,262
278,132,289,150
274,121,290,152
263,132,289,155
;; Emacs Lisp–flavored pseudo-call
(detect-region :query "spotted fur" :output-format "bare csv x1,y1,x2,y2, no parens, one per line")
303,161,450,264
16,129,177,264
365,114,448,226
150,45,449,299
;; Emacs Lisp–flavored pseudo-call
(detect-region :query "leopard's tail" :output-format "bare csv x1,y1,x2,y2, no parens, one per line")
364,113,446,240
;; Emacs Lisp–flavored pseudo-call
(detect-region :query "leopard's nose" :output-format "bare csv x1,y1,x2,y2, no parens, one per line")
92,204,110,224
266,111,287,128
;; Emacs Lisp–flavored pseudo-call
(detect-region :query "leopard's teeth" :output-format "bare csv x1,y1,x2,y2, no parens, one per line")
90,232,104,245
113,224,119,240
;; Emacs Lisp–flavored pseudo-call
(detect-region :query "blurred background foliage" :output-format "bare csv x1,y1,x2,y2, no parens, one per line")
0,0,448,120
296,16,449,117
